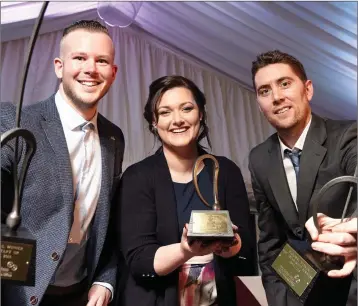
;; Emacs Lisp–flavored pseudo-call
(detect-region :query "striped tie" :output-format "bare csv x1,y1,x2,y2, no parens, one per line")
284,148,302,179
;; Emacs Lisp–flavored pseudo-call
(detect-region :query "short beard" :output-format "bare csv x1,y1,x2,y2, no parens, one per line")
273,109,309,137
272,117,298,131
62,82,99,112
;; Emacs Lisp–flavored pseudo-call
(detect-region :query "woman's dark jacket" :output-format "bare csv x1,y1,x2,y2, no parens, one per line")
115,148,255,306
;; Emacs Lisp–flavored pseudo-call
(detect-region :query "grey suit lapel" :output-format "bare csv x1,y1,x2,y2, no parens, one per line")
40,97,74,217
88,115,115,274
296,114,327,225
268,136,299,227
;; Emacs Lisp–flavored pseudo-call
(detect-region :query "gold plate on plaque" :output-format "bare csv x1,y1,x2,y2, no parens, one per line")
187,210,234,242
272,243,317,297
192,211,229,234
270,240,352,305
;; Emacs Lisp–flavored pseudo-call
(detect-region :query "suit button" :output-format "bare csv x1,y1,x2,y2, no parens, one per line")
30,296,38,305
51,252,60,261
294,227,303,236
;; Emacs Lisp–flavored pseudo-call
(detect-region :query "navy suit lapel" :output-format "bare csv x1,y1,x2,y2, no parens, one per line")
296,114,327,225
40,97,74,217
267,137,299,227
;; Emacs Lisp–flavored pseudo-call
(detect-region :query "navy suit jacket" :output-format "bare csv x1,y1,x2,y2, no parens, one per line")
1,96,125,305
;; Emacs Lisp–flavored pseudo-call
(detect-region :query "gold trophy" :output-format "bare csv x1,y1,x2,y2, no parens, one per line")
187,154,234,243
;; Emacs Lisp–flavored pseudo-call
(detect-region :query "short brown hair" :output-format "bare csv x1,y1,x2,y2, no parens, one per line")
251,50,307,90
62,20,110,38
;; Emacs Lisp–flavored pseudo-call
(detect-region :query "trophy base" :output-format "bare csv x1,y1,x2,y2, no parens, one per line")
271,239,352,306
1,225,36,286
187,210,234,244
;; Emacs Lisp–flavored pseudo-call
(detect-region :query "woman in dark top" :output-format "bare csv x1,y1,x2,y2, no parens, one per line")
116,75,255,306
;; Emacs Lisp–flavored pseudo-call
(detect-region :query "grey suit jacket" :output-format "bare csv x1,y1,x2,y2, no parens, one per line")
249,113,357,306
1,96,125,305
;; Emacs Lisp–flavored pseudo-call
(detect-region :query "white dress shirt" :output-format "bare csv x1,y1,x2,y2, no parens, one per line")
52,91,113,298
278,117,312,210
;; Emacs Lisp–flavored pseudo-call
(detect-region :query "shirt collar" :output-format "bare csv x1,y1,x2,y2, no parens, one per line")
278,116,312,158
55,90,98,131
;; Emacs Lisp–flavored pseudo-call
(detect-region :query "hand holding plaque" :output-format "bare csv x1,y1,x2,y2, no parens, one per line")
270,168,357,305
187,154,235,244
305,214,357,278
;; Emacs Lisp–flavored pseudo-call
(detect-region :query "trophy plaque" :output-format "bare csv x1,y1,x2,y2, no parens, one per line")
1,0,47,288
187,154,234,244
270,173,357,305
1,128,38,286
1,225,36,286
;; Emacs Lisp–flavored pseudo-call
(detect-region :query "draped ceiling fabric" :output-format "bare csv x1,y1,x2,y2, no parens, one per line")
1,2,357,119
0,2,356,190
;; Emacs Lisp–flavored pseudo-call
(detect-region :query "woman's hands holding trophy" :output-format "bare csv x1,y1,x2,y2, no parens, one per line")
212,224,242,258
181,223,242,258
305,213,357,278
183,154,243,259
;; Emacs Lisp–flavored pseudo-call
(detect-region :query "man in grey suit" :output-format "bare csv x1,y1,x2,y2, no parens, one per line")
1,20,125,306
248,50,356,306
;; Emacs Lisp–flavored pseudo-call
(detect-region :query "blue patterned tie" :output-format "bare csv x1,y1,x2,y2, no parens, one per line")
284,148,302,179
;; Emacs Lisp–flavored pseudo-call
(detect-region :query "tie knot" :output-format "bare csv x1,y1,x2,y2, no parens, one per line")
284,148,301,169
284,148,301,158
81,122,94,132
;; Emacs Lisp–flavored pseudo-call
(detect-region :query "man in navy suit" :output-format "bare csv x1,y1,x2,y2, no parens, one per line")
1,20,125,306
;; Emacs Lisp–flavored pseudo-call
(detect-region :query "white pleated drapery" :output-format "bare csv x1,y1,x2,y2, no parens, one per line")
1,24,274,192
